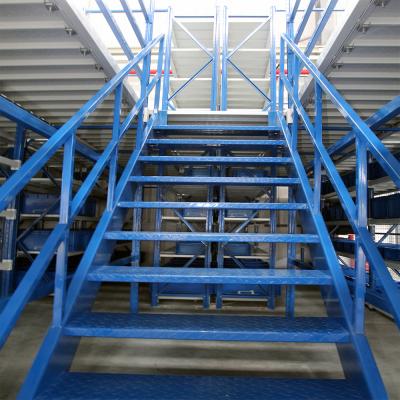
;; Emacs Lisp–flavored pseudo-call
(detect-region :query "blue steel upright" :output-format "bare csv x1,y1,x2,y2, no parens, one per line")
0,2,398,399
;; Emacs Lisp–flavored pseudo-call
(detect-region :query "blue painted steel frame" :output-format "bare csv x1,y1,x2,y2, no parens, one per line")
0,30,164,349
280,33,400,328
0,96,100,163
0,124,25,301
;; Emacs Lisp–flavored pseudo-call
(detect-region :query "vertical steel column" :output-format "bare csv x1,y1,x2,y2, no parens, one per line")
216,149,225,308
0,124,25,301
53,132,76,326
355,136,367,333
203,164,213,308
286,186,296,317
286,7,297,317
210,6,220,110
130,177,142,313
269,152,277,309
151,149,164,306
160,7,173,124
268,6,277,125
107,83,123,211
130,0,155,311
220,6,228,111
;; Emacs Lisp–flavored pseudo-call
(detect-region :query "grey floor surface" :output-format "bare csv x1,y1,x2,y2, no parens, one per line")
0,286,399,399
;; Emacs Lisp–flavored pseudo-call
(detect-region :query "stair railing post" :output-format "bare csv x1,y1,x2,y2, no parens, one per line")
153,36,165,114
313,82,322,213
53,131,76,327
211,6,221,110
160,6,173,124
355,135,368,334
107,83,123,211
268,6,277,125
220,6,228,111
278,36,285,113
130,0,155,312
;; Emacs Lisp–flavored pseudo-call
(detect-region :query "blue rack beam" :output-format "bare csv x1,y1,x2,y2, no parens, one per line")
87,266,332,285
118,201,308,210
103,232,320,243
129,176,300,185
64,313,349,342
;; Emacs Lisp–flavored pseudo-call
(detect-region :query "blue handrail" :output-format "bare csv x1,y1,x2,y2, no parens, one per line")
279,33,400,328
0,33,165,348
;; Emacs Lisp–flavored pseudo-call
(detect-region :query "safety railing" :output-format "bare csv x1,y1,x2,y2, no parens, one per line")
159,8,220,118
0,0,164,346
160,6,277,119
278,0,400,330
220,6,276,115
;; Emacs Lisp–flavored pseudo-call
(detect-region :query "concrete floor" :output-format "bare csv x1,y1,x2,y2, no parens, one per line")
0,286,399,399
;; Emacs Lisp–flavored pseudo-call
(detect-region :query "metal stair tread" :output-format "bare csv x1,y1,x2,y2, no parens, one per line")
154,124,281,132
86,266,332,284
35,373,364,400
103,232,320,243
138,156,293,164
147,138,287,147
64,313,349,343
129,176,300,185
117,201,308,210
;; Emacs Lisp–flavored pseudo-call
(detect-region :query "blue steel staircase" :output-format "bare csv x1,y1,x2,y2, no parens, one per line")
15,125,387,399
0,1,399,399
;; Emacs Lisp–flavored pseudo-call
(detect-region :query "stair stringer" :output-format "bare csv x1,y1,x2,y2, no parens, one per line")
278,112,387,399
17,118,157,400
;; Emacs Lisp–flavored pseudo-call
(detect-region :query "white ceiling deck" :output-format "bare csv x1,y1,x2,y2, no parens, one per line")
298,0,400,182
0,0,139,168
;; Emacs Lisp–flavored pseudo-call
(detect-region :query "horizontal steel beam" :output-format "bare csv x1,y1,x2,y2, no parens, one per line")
328,95,400,157
138,156,292,165
147,139,287,147
154,125,280,132
129,176,300,185
118,201,308,210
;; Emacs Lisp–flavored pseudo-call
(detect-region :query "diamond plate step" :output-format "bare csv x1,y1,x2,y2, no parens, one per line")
138,156,293,165
35,373,365,400
64,313,349,342
103,232,320,243
86,266,332,285
129,176,300,186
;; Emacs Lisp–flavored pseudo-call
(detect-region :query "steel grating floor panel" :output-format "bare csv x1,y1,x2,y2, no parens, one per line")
35,373,366,400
